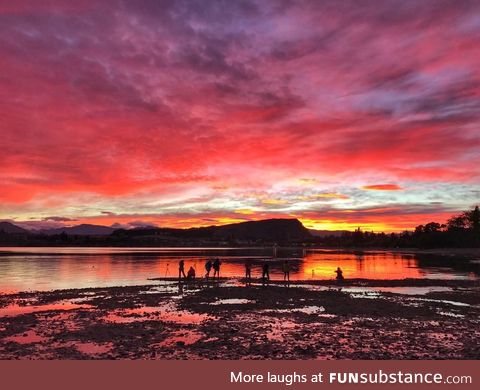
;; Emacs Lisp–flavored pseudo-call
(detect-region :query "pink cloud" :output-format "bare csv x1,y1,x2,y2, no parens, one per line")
0,1,479,230
362,184,404,191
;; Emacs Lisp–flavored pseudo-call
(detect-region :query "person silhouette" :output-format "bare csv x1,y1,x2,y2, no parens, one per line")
205,259,212,278
335,267,344,281
262,261,270,283
178,260,186,280
213,258,221,278
282,260,290,282
245,259,252,281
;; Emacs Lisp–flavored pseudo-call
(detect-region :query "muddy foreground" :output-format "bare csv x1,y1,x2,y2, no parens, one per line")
0,278,479,359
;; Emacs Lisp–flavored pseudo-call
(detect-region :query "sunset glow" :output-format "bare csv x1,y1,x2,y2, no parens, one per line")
1,0,479,232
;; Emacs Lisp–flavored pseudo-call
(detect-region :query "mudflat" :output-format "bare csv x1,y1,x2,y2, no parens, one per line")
0,278,479,359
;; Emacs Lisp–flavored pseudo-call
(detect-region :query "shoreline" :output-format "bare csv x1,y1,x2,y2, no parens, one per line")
1,246,479,258
0,277,479,359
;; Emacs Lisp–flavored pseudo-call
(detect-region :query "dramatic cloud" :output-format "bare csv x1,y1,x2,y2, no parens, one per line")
362,185,404,191
0,0,479,231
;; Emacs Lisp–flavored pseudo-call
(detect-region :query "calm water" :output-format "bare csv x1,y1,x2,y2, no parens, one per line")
0,247,478,293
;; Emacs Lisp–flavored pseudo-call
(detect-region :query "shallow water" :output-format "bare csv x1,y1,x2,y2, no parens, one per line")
0,247,478,293
102,304,213,325
0,302,92,317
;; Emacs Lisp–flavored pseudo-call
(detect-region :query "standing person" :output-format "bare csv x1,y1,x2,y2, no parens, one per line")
282,260,290,282
335,267,344,281
245,259,252,281
262,261,270,283
178,259,186,280
205,259,212,279
213,258,221,278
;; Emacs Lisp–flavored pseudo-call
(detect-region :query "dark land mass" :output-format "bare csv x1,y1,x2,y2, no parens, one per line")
1,205,479,248
0,278,479,359
0,218,313,247
41,224,115,236
0,222,30,235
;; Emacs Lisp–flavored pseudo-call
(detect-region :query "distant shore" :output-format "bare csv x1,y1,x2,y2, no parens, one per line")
1,246,479,257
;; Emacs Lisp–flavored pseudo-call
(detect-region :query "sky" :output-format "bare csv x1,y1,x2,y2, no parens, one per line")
0,0,479,232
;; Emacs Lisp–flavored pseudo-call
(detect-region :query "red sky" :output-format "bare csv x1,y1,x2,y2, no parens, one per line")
1,0,479,232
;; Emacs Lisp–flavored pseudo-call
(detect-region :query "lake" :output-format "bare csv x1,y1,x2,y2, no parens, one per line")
0,247,478,293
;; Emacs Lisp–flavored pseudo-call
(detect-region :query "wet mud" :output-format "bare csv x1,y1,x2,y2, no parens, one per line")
0,278,479,359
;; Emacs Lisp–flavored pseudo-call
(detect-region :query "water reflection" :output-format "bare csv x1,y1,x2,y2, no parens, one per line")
0,247,477,293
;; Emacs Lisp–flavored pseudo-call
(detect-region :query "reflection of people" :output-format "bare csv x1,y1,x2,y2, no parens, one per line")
282,260,290,282
187,266,196,280
179,260,186,279
335,267,344,281
262,262,270,283
245,259,252,281
205,259,212,278
213,258,221,278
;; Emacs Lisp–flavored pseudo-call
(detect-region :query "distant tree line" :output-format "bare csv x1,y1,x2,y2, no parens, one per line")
315,206,480,248
1,207,479,248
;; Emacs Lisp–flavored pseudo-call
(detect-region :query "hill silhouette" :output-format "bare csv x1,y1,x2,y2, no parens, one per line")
1,207,478,248
113,218,312,241
0,218,311,246
41,224,115,236
0,221,30,234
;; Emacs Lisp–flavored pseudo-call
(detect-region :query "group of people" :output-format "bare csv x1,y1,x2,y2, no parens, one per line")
178,259,196,280
244,259,290,282
205,258,222,278
177,258,345,282
178,258,222,280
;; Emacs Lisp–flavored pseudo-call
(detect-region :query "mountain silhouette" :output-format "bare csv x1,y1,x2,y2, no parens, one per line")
209,218,311,240
0,221,30,234
41,224,115,236
114,218,312,241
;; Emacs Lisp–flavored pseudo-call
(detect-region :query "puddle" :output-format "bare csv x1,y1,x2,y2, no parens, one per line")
438,311,464,318
75,342,113,355
0,301,92,317
262,306,327,315
342,288,381,299
292,305,325,314
142,284,177,294
71,296,101,303
411,298,470,307
317,313,337,318
371,286,453,295
266,319,297,342
4,330,48,344
103,304,213,325
157,330,203,347
211,299,255,305
343,286,455,298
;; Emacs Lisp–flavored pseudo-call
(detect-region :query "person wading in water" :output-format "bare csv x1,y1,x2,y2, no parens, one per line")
335,267,344,281
245,259,252,283
282,260,290,282
205,259,212,279
213,258,221,278
178,259,186,280
262,261,270,283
